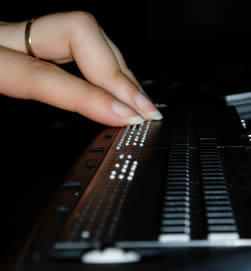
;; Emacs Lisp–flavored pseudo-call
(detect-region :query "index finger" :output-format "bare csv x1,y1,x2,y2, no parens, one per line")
0,46,145,127
68,12,163,121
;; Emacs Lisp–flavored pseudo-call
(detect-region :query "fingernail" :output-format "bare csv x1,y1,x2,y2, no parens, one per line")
128,116,146,125
135,91,163,120
145,110,163,120
112,100,144,125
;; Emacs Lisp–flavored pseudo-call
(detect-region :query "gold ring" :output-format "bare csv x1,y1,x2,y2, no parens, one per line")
25,17,38,58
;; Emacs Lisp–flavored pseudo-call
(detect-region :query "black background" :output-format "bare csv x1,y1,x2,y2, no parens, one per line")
2,0,251,89
2,1,251,269
2,1,251,92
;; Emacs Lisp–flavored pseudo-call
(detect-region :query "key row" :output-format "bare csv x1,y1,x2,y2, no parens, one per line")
199,142,239,241
160,133,191,242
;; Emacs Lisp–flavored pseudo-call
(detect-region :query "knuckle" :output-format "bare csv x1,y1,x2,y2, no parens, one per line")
68,10,98,28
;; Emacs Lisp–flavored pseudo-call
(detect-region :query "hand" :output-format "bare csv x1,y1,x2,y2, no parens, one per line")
0,11,163,126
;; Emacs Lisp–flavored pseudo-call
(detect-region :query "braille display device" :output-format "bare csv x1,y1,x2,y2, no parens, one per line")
16,91,251,269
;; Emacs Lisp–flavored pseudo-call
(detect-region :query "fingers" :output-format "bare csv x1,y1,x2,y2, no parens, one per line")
69,12,163,120
0,11,163,123
0,14,74,63
0,46,145,127
99,28,154,106
0,21,28,54
99,27,141,88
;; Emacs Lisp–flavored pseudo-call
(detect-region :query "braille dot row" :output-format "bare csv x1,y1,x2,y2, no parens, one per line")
139,121,151,147
125,125,138,147
116,126,130,151
127,160,138,181
131,122,145,147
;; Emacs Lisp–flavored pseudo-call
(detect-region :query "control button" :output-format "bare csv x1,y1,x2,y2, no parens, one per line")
88,147,105,152
63,182,83,188
86,161,96,168
104,134,112,139
56,206,69,214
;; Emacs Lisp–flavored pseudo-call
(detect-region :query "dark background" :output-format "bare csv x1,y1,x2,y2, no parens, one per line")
2,1,251,269
2,0,251,93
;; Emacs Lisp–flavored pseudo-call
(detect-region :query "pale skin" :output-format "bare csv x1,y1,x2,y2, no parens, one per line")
0,11,163,127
